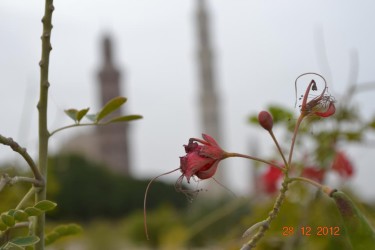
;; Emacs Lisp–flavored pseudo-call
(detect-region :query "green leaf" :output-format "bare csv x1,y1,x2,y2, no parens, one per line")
85,114,97,122
0,221,8,231
10,236,39,247
96,96,127,122
24,207,43,217
248,115,258,125
105,115,143,124
45,224,82,246
7,209,16,217
331,191,375,249
1,214,15,227
64,109,78,122
268,105,294,124
13,210,28,222
76,108,90,123
34,200,57,212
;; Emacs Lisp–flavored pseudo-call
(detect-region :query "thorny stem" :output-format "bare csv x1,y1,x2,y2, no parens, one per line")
226,153,285,172
242,178,292,249
243,108,307,249
36,0,54,249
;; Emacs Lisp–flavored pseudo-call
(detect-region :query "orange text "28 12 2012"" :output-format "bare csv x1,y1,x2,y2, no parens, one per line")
282,226,340,236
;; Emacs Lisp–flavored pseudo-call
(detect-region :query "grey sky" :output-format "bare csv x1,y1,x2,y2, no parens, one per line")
1,0,374,200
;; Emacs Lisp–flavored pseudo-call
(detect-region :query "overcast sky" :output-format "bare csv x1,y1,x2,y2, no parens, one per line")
1,0,375,200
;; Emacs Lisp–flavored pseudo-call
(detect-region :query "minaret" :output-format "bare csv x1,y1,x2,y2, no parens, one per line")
97,36,130,175
196,0,226,187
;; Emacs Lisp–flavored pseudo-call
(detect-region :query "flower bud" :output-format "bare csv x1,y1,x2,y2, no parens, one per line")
258,111,273,131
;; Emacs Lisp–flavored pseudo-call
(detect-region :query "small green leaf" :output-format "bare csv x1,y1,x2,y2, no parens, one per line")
248,115,258,124
96,96,127,122
1,214,15,227
45,224,82,246
7,209,16,217
34,200,57,212
13,210,29,222
105,115,143,124
76,108,90,123
0,221,8,231
85,114,97,122
64,109,79,122
24,207,43,217
10,236,39,247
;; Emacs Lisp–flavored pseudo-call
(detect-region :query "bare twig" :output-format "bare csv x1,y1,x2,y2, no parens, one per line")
0,135,43,186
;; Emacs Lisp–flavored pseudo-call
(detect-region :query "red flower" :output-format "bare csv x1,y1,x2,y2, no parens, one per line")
179,134,227,183
302,166,325,183
261,165,283,194
332,151,354,178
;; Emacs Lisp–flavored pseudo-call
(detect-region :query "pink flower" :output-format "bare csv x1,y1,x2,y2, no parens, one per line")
332,151,354,178
297,74,336,118
302,166,325,183
261,164,284,194
179,134,227,183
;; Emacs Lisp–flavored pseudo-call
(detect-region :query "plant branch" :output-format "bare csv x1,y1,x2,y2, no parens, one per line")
36,0,54,249
0,135,43,185
49,123,96,137
16,187,37,210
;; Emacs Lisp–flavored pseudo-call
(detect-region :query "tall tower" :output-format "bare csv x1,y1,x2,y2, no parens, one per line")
196,0,226,187
97,36,130,175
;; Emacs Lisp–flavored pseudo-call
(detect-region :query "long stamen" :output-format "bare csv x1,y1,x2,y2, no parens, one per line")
144,167,180,240
295,72,327,114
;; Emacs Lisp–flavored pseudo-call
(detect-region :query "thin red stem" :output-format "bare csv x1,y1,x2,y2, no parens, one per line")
226,152,285,172
287,115,304,168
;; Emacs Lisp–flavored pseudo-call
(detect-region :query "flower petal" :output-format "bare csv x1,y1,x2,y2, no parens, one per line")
195,160,219,180
315,102,336,117
202,134,220,147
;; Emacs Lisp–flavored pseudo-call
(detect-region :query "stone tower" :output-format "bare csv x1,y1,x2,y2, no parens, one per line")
196,0,226,186
97,36,130,175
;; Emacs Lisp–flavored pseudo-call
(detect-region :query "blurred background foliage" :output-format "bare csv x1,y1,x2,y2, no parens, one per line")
1,93,375,249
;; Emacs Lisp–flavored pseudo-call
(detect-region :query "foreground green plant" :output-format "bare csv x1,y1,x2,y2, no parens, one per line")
0,1,142,249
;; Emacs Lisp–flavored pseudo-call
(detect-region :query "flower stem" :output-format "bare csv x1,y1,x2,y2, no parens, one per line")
287,115,304,168
289,177,335,195
268,130,288,168
226,152,285,172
